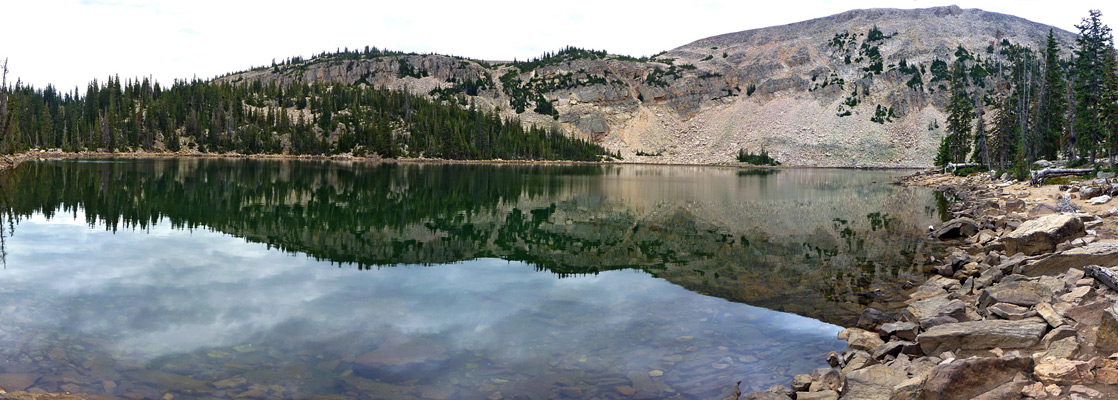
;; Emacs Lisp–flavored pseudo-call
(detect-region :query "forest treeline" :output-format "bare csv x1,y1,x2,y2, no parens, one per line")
937,10,1118,175
0,60,610,161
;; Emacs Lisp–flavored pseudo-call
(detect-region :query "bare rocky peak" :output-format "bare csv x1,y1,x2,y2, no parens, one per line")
223,6,1080,167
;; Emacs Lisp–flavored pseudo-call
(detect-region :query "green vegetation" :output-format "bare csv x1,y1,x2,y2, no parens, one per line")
507,46,607,72
0,75,607,161
736,148,780,165
933,9,1118,171
870,104,896,124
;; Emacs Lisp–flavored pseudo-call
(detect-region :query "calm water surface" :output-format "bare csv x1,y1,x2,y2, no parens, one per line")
0,160,943,399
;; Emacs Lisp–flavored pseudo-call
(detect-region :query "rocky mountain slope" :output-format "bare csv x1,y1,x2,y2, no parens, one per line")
222,6,1078,167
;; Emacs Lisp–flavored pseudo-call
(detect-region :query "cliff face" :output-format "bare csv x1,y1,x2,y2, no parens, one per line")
221,6,1077,167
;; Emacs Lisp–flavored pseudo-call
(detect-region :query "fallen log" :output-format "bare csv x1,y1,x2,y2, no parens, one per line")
1085,265,1118,293
1030,167,1094,186
944,163,980,173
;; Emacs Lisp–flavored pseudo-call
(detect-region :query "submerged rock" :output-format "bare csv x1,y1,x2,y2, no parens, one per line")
353,337,450,380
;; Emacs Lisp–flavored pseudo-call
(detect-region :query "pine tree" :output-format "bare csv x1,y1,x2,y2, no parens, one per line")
1072,9,1113,162
944,61,974,164
1102,46,1118,166
1038,29,1068,161
971,110,990,166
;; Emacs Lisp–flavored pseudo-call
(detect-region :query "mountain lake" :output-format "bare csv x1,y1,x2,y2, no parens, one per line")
0,159,946,399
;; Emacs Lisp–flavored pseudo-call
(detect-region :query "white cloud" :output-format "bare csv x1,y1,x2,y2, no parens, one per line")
0,0,1112,90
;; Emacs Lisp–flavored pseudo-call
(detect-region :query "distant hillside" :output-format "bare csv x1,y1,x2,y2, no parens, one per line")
221,6,1078,167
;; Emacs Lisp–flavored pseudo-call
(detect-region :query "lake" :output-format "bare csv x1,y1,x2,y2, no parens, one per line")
0,159,943,399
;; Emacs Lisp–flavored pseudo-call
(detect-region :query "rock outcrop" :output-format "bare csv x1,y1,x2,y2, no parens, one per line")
220,7,1077,167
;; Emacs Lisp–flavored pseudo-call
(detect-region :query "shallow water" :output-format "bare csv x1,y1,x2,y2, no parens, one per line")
0,160,943,399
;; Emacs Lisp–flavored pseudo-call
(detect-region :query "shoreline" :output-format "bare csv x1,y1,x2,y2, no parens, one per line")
739,170,1118,399
0,150,930,172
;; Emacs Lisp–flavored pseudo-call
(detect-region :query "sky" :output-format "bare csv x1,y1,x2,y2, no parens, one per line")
0,0,1113,91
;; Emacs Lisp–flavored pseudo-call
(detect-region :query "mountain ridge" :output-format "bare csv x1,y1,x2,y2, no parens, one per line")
222,6,1080,167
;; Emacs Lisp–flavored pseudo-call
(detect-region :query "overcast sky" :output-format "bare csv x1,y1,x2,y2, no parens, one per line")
0,0,1112,90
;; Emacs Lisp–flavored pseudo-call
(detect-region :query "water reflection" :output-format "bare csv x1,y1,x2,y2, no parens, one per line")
2,211,840,399
0,159,944,399
0,159,943,325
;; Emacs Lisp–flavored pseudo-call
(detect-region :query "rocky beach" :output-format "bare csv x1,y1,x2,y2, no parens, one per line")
740,170,1118,399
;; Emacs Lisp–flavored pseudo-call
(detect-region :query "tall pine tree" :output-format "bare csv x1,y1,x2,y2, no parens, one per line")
1038,29,1068,162
1072,9,1113,162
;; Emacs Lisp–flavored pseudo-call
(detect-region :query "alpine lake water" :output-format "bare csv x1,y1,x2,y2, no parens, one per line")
0,159,946,400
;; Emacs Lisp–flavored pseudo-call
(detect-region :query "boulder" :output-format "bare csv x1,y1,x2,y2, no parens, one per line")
842,364,906,400
1019,240,1118,276
932,218,979,240
1004,198,1025,212
1035,359,1093,385
878,321,919,341
740,392,792,400
807,367,843,392
1028,203,1060,218
1091,195,1113,205
1034,302,1066,327
917,318,1048,356
1081,186,1104,200
970,380,1029,400
1003,214,1085,256
843,328,885,352
353,337,450,379
985,303,1033,320
1096,305,1118,354
793,390,836,400
919,356,1034,400
978,281,1055,308
903,295,967,329
856,307,892,331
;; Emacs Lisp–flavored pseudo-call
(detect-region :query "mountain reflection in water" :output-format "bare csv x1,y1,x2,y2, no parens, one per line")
0,159,943,399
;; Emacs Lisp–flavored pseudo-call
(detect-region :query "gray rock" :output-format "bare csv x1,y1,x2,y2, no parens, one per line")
978,281,1055,307
919,356,1034,400
903,295,967,329
794,390,837,400
878,321,919,341
1035,302,1066,327
932,218,979,240
1099,171,1116,180
871,341,913,360
807,367,843,392
1004,198,1025,212
1019,240,1118,276
917,318,1048,356
1042,325,1078,348
856,307,892,331
1003,214,1085,256
1081,186,1104,200
843,328,885,352
985,302,1033,320
842,364,906,400
1028,203,1060,218
1096,305,1118,354
740,391,792,400
970,380,1030,400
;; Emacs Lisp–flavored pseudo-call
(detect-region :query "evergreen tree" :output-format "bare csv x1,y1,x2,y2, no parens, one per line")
1103,46,1118,165
1038,29,1068,161
1072,9,1113,162
943,61,974,164
971,110,990,166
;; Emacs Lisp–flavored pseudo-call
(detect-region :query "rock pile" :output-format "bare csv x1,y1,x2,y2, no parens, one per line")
739,171,1118,399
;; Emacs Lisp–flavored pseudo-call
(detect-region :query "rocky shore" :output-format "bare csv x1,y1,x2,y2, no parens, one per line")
739,170,1118,400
